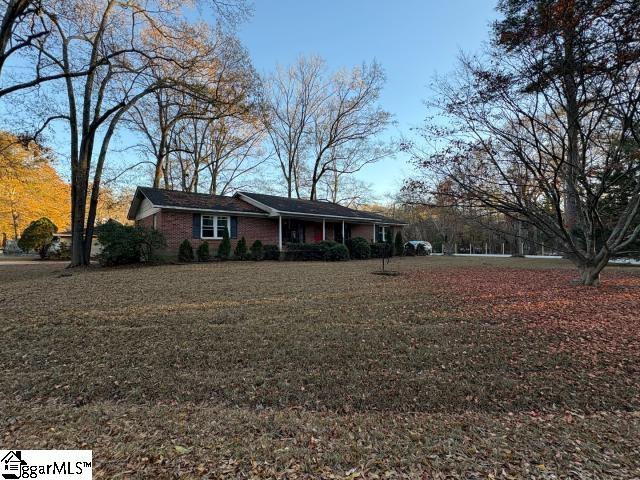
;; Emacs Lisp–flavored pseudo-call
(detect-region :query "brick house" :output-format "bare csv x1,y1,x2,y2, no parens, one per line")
127,187,406,253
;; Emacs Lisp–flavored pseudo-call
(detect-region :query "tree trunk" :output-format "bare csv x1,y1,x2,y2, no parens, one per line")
576,253,609,286
512,221,525,257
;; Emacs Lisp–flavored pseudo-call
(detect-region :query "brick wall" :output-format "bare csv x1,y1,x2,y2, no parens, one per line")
153,211,279,252
351,223,375,242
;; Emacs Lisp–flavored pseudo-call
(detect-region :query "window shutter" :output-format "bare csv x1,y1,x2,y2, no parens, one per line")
375,225,382,242
230,216,238,239
192,213,201,239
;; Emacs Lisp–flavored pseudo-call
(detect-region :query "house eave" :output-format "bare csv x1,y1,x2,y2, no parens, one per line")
159,205,270,217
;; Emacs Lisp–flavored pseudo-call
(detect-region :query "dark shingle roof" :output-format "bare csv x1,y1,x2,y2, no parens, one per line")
128,187,406,224
239,192,405,224
128,187,266,219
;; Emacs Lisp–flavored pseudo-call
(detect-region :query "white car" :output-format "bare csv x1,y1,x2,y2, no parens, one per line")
404,240,432,255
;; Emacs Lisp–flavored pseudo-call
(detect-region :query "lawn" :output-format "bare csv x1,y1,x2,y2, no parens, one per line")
1,256,639,478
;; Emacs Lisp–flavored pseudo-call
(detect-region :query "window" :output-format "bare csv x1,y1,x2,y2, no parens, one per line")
201,215,229,239
283,219,305,243
376,225,389,242
152,213,157,230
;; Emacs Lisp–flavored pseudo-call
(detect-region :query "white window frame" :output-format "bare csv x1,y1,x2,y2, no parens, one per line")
379,226,389,242
201,215,229,239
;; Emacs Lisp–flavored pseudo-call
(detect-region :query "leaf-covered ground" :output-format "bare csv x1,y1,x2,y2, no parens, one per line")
1,256,639,478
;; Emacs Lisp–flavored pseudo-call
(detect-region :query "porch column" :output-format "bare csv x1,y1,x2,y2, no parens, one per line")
322,219,326,241
341,220,345,244
278,215,283,251
373,223,376,242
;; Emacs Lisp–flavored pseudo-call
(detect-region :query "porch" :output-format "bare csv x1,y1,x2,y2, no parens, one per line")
275,217,394,250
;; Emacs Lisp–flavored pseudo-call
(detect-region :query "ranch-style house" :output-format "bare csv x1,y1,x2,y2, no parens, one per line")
127,187,406,252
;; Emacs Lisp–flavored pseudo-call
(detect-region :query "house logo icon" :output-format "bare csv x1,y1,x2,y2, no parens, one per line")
1,451,26,479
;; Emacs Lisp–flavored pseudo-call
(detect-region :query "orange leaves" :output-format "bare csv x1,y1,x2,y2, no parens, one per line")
407,266,640,360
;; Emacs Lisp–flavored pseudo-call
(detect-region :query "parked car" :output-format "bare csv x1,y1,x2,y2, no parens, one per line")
404,240,433,256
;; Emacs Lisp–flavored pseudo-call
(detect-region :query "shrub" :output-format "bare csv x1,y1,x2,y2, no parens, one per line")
17,217,58,259
347,236,371,259
319,240,338,248
97,220,166,266
138,228,166,263
249,240,264,260
370,242,392,258
283,242,325,261
196,242,210,262
178,239,194,262
217,227,231,259
394,231,404,256
234,236,248,260
325,243,350,261
263,244,280,260
416,243,427,256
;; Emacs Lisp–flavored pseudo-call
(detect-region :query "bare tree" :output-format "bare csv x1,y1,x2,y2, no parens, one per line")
261,56,326,198
308,62,392,200
408,0,640,285
128,29,257,189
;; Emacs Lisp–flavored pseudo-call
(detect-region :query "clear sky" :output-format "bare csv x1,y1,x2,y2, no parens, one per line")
237,0,499,199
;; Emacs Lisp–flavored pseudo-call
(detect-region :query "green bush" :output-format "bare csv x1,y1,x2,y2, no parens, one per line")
284,242,327,261
370,242,392,258
17,217,58,258
347,236,371,259
196,242,210,262
97,220,166,266
394,231,404,256
325,243,350,261
178,239,194,262
217,227,231,259
263,244,280,260
234,236,248,260
249,240,264,260
416,243,427,256
284,241,352,261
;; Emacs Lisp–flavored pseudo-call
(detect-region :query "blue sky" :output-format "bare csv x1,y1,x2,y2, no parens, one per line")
237,0,499,199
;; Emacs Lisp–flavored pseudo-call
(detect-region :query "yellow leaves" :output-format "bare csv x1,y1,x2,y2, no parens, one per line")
0,132,70,239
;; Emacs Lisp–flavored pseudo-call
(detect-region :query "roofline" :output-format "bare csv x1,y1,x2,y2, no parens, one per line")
129,188,407,225
236,192,278,215
159,205,269,217
275,209,406,225
237,192,406,225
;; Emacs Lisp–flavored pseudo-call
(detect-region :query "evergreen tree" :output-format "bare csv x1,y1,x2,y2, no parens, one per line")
217,227,231,259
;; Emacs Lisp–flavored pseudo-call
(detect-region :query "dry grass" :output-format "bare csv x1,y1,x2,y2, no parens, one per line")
1,256,639,478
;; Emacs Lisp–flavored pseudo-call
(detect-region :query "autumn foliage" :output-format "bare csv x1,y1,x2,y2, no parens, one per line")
0,132,69,241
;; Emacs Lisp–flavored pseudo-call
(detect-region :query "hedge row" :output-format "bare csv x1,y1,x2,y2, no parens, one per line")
178,237,275,262
283,240,349,261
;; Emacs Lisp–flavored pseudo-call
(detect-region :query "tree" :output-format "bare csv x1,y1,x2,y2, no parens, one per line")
22,1,244,266
262,56,326,198
307,62,392,200
262,56,394,201
127,30,259,191
17,216,56,258
0,131,68,240
409,0,640,285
